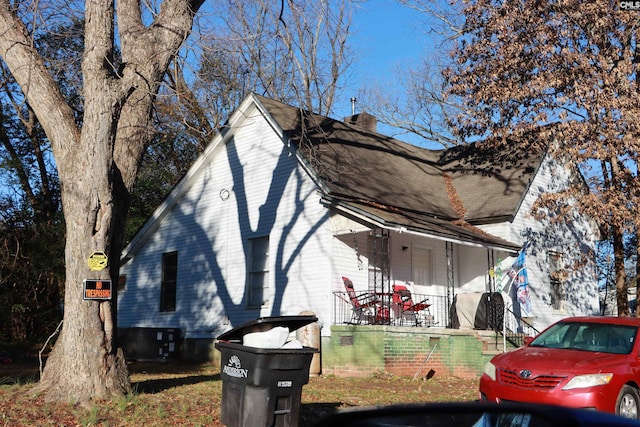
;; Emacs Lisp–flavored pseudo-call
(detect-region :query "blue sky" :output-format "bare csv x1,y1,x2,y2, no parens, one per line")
337,0,438,144
348,0,425,91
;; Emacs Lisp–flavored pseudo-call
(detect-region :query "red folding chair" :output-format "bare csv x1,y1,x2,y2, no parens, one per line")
392,284,431,326
342,276,380,324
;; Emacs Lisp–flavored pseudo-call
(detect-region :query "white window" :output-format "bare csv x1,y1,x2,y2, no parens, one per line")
549,251,565,311
412,245,434,286
248,236,269,307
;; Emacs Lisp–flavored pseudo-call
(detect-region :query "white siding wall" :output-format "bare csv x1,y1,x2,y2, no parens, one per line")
331,229,370,293
455,245,491,293
500,154,599,330
388,235,451,296
119,104,333,338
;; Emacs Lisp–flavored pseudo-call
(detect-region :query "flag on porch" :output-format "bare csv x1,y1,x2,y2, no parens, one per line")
508,248,532,316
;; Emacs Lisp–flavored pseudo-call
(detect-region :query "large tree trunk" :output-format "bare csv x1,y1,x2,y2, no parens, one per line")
33,93,134,401
32,93,158,402
34,199,131,401
0,0,205,403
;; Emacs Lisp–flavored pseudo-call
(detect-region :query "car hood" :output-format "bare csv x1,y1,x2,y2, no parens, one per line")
491,346,626,375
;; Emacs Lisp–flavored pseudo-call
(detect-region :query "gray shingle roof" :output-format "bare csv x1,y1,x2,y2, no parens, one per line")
254,95,544,251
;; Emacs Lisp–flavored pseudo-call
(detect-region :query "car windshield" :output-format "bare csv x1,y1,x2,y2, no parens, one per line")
529,322,637,354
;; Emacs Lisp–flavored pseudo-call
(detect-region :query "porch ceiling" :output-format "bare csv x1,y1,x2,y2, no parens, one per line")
326,198,520,253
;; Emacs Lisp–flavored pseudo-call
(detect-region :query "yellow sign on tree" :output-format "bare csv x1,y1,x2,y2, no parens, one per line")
87,251,108,271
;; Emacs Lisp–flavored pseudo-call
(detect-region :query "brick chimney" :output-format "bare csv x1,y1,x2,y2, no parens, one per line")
344,112,377,133
343,97,377,132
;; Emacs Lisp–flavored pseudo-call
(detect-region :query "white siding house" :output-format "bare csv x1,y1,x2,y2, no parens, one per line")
118,94,600,359
119,97,334,343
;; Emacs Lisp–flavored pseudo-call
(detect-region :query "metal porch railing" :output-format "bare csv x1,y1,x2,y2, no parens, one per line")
334,291,448,327
334,290,540,351
501,305,539,350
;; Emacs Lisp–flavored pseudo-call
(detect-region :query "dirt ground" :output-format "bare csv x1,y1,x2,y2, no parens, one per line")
0,360,479,426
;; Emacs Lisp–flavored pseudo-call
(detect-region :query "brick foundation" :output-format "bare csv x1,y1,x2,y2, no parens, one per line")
322,325,512,378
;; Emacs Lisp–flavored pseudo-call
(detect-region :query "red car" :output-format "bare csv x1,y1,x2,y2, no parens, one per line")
480,316,640,419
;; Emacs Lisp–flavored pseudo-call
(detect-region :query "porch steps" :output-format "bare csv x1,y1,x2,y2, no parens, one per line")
476,331,523,355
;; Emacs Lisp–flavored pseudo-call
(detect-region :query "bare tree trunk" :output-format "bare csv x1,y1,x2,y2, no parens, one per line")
33,137,131,401
613,223,629,316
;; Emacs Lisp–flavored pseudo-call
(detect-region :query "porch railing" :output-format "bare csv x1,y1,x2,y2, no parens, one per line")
333,291,448,327
501,305,539,350
334,290,540,348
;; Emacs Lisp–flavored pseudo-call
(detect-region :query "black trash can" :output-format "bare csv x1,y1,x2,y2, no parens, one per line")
215,315,319,427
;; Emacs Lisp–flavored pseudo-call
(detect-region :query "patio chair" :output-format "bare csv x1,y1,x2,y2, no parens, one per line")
342,276,380,324
392,284,431,326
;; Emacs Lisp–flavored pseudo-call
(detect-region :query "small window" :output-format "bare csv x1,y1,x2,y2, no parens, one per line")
549,251,565,311
248,236,269,307
160,251,178,312
118,275,126,292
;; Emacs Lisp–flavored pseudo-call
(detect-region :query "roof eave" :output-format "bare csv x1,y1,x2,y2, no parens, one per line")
324,198,520,254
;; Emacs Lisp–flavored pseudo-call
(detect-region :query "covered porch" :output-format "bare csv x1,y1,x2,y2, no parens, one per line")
329,201,539,346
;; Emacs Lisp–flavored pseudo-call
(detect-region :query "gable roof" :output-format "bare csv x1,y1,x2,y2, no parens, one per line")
124,93,545,259
253,94,545,251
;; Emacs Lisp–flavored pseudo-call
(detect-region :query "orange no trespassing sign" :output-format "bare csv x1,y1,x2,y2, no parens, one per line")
83,279,112,300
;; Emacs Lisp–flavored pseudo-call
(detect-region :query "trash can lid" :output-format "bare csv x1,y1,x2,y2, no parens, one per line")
216,315,318,342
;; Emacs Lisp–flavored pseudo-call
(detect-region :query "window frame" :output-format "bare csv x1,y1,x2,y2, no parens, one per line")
160,251,178,312
549,250,565,311
247,236,269,308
